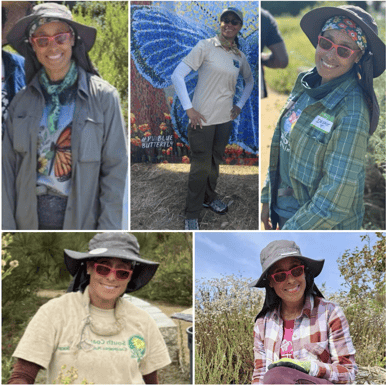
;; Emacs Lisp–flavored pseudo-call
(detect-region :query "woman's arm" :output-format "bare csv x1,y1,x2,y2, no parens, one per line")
252,323,267,384
8,358,42,384
143,370,158,384
98,87,128,229
171,62,193,110
310,305,357,383
2,111,17,230
260,172,272,230
171,62,206,128
235,72,254,110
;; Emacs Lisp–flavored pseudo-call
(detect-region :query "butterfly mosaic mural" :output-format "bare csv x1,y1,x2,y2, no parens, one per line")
131,1,258,158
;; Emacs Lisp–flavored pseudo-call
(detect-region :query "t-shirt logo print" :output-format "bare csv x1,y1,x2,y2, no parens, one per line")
128,335,146,362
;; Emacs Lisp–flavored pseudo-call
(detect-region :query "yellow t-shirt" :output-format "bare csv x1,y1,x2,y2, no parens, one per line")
13,289,171,384
183,35,252,126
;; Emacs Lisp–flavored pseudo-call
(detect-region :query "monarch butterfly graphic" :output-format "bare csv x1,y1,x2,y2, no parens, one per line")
48,126,72,182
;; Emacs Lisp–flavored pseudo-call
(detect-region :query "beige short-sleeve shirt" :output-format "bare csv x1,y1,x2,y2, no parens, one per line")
183,36,252,126
13,291,171,384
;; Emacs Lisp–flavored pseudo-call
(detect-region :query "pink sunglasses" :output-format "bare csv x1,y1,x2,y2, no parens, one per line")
30,32,73,48
94,263,132,281
318,35,361,59
270,265,305,283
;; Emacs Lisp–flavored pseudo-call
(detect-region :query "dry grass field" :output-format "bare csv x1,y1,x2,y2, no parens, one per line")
130,163,259,230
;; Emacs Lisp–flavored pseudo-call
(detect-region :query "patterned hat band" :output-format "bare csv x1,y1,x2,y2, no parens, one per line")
28,17,75,37
321,16,367,52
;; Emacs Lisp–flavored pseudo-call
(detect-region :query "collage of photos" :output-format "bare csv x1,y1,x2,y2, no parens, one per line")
1,0,386,385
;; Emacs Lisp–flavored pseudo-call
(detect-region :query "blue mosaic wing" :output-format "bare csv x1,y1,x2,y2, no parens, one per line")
231,30,259,155
131,5,213,88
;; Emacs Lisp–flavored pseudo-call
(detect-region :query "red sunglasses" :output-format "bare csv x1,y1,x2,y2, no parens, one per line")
30,32,73,48
270,265,305,283
318,35,361,59
94,263,132,281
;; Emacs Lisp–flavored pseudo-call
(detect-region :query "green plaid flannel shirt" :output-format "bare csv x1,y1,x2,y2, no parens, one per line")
262,71,370,230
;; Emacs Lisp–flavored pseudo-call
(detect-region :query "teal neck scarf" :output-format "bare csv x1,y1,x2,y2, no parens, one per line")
39,61,78,133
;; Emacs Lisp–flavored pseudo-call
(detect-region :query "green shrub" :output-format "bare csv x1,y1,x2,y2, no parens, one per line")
134,233,193,306
72,2,128,102
195,275,264,384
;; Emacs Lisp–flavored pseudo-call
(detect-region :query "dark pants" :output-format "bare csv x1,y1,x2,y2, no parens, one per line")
263,367,333,384
185,121,233,219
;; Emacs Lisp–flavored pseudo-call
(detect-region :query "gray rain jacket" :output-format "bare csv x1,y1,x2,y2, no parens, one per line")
2,66,127,230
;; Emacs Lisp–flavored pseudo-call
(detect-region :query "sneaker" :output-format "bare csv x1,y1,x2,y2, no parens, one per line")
203,199,228,215
185,218,199,230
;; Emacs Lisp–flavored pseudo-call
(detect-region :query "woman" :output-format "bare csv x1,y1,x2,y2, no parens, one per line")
261,5,386,230
2,3,127,230
251,240,357,384
8,233,171,384
171,6,254,230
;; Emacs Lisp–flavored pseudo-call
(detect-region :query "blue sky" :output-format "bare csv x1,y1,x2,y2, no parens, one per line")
195,232,382,294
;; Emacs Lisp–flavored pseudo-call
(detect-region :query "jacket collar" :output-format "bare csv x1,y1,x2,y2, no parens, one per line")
213,35,222,47
293,68,359,111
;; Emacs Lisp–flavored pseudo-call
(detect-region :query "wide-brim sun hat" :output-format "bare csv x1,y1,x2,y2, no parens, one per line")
64,233,159,293
220,7,244,25
7,2,97,55
250,240,324,288
300,5,386,78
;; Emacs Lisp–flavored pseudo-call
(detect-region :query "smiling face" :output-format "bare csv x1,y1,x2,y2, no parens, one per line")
87,257,133,309
220,12,242,42
315,29,363,84
268,257,306,308
31,21,75,81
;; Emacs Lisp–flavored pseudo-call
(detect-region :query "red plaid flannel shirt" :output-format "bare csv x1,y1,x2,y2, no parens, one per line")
252,295,357,384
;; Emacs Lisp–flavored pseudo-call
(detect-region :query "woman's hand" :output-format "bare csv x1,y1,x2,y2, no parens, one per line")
186,108,206,129
230,105,241,120
261,203,272,230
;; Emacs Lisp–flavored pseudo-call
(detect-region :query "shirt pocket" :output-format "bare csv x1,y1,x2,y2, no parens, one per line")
78,117,104,163
307,125,332,145
12,114,32,154
304,341,331,363
289,129,327,190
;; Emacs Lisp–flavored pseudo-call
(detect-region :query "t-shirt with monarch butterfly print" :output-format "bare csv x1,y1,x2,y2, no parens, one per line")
36,100,75,196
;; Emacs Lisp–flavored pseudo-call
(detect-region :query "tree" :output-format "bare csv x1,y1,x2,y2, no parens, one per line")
72,2,128,103
337,232,385,302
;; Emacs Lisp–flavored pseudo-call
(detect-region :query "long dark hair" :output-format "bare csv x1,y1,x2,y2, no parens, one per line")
355,50,379,135
234,35,240,48
255,265,324,321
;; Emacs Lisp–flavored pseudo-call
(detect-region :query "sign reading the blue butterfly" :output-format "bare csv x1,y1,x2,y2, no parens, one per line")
131,1,258,164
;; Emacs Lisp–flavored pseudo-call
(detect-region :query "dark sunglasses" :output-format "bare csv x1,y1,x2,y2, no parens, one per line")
221,18,241,26
270,265,305,283
318,35,361,59
94,263,132,281
30,32,73,48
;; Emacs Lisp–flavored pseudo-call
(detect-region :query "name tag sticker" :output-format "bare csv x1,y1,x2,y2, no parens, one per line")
311,113,334,133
